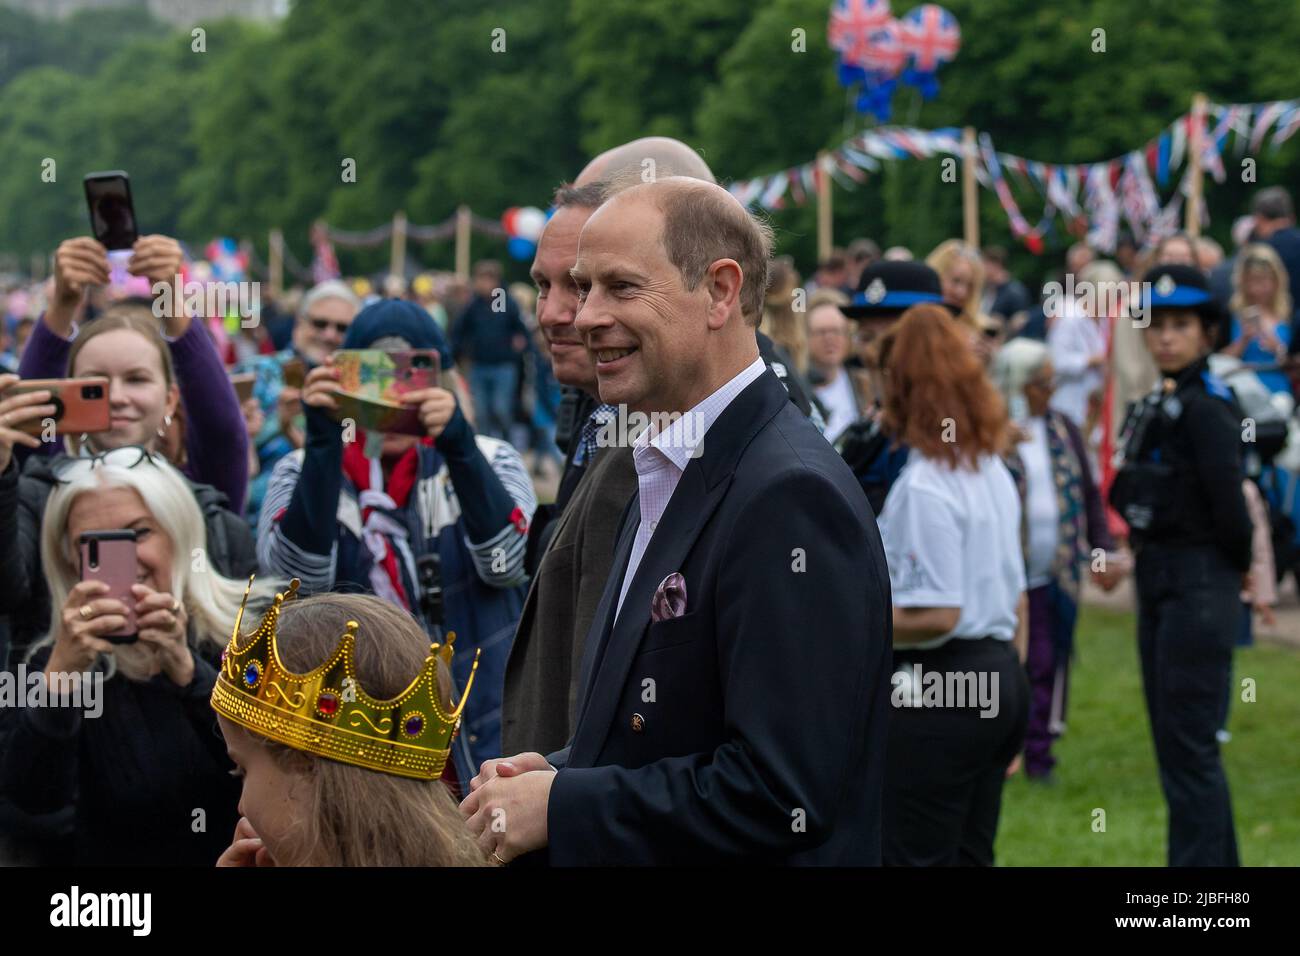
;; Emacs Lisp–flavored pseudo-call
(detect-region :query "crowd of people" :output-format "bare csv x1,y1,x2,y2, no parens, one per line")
0,136,1293,867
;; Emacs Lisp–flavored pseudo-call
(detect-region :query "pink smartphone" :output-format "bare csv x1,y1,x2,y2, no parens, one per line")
79,530,138,643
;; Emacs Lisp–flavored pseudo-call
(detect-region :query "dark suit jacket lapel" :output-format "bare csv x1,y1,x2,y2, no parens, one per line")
568,465,731,766
567,369,791,766
572,493,639,725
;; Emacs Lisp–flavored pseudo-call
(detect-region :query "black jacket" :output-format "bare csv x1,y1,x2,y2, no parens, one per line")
0,644,240,865
0,455,257,669
1110,357,1252,571
545,370,892,864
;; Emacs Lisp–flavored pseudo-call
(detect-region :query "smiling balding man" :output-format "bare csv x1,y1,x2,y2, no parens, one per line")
462,177,892,865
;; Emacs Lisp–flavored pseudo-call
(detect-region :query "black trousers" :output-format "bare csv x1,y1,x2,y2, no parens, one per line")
883,637,1029,866
1136,543,1240,867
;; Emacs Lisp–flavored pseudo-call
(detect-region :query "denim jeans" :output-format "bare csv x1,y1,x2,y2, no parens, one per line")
469,362,518,441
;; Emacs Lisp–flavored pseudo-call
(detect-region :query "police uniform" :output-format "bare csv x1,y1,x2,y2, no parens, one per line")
1110,265,1252,867
837,261,960,511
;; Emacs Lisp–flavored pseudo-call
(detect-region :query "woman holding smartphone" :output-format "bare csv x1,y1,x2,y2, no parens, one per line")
0,307,257,662
16,233,249,506
0,449,277,865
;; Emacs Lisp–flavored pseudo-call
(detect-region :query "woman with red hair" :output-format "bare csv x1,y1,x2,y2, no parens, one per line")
875,304,1030,866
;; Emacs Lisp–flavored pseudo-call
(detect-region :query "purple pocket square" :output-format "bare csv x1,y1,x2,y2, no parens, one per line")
651,572,687,622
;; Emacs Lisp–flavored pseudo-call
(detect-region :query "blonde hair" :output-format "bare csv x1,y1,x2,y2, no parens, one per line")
760,257,807,373
1231,242,1293,318
229,593,491,867
36,452,277,681
926,239,984,327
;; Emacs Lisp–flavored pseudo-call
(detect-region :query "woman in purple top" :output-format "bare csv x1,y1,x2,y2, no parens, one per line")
16,235,248,510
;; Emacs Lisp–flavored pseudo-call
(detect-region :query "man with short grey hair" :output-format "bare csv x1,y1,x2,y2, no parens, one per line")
234,279,361,522
466,177,892,865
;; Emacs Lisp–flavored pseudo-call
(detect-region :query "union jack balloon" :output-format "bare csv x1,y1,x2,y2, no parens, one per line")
859,19,908,76
898,3,961,72
827,0,892,67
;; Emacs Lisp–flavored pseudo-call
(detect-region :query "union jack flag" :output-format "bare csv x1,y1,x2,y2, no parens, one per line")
899,4,960,73
828,0,892,67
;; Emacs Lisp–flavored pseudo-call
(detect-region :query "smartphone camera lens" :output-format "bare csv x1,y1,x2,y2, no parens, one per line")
82,385,104,400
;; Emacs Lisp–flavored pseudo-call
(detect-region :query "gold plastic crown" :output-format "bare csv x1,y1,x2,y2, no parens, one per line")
211,578,478,780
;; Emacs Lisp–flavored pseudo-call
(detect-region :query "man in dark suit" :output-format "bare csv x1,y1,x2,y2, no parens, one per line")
504,141,822,759
463,177,892,864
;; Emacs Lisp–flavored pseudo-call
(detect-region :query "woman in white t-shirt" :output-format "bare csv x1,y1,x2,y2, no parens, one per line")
874,304,1030,867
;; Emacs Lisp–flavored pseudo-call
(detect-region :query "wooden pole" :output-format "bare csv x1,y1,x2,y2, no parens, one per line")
1185,92,1207,238
390,210,407,280
816,152,833,262
269,229,283,298
962,126,980,249
455,205,472,281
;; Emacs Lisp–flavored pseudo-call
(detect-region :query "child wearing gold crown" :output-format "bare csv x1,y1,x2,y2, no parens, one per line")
212,588,490,866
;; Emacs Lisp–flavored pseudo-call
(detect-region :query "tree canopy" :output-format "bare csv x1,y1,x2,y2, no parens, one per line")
3,0,1300,284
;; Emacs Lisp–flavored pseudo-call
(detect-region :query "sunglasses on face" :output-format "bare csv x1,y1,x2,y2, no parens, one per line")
306,315,351,336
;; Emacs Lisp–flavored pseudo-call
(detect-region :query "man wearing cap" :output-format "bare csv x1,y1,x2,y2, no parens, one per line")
256,299,538,788
1110,264,1251,867
836,261,956,514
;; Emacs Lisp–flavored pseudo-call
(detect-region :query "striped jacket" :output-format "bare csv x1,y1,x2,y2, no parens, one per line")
257,430,535,784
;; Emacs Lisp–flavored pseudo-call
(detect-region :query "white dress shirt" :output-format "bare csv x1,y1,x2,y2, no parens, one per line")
1047,305,1106,428
614,355,767,621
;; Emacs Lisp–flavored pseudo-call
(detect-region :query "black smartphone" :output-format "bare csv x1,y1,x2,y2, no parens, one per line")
83,171,139,251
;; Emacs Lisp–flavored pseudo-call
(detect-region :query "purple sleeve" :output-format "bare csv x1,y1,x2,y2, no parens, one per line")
169,321,249,513
15,318,74,461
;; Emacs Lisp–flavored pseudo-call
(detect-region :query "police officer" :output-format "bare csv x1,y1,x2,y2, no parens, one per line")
1110,264,1252,867
837,261,959,513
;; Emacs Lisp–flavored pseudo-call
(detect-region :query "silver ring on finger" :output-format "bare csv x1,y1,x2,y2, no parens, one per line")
79,604,94,620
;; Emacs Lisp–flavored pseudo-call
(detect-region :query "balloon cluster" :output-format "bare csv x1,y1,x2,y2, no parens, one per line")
828,1,961,123
501,206,549,261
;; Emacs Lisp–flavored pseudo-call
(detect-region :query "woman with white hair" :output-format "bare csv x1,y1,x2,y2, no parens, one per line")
0,448,277,864
993,338,1120,782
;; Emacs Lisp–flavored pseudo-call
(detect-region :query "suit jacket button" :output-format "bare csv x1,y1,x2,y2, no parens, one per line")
631,713,645,733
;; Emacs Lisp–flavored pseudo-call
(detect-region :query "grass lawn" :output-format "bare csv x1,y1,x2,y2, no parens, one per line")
995,604,1300,866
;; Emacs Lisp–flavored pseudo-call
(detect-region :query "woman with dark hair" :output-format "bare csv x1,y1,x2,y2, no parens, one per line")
1110,265,1251,867
875,304,1029,866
